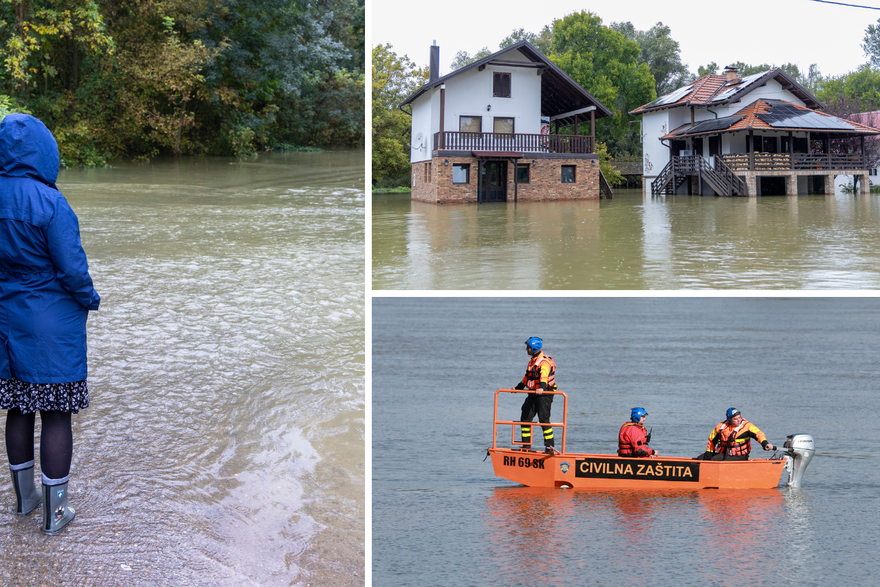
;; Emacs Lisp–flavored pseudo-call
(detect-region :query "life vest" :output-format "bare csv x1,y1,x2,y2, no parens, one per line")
713,419,759,457
618,422,650,457
524,354,556,391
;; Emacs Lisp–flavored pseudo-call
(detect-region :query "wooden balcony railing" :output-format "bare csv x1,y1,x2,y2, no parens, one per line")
434,131,594,154
721,152,867,171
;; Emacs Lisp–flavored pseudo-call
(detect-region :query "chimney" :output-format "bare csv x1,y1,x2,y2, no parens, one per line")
724,65,739,82
430,41,440,83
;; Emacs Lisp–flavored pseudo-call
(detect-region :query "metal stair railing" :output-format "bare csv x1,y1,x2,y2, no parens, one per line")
599,169,613,199
492,389,568,453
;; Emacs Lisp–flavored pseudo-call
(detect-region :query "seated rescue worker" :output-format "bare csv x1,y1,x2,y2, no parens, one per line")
695,408,775,461
514,337,557,455
617,407,657,458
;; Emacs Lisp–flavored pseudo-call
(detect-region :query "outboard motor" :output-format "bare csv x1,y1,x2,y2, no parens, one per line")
782,433,815,487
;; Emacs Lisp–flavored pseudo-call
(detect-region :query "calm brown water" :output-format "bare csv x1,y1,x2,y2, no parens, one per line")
372,189,880,289
0,153,364,586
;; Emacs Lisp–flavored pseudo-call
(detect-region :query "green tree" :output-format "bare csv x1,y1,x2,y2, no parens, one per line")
611,21,689,96
448,46,491,72
863,18,880,68
548,11,656,158
499,26,552,54
0,0,364,164
695,62,718,78
817,64,880,109
0,0,114,96
596,141,623,186
372,43,427,187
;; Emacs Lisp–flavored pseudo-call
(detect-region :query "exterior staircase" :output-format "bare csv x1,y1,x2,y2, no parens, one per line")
652,155,747,197
599,169,613,199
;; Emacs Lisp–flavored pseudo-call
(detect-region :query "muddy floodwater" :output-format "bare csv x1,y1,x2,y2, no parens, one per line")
0,153,364,586
372,188,880,289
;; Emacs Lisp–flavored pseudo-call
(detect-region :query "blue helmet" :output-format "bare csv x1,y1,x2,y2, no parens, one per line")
631,407,648,422
525,337,543,355
726,407,741,422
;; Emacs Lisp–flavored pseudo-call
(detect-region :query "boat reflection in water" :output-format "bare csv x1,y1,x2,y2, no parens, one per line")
482,487,787,585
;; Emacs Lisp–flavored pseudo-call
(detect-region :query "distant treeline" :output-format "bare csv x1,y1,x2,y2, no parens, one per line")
0,0,364,165
374,11,880,188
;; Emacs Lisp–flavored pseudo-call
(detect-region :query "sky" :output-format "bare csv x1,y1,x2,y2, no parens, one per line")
371,0,880,83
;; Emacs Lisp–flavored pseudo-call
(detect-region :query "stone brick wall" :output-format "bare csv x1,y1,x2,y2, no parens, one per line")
410,156,601,204
411,161,438,203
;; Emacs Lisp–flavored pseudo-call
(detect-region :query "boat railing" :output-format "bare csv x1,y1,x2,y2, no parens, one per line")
492,388,568,453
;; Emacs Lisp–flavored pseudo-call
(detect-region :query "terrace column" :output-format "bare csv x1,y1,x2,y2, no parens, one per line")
590,110,595,152
746,173,757,197
786,174,797,196
748,131,754,170
861,173,871,195
439,84,446,150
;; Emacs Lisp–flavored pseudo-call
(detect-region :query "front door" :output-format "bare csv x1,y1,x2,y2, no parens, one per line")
479,161,507,203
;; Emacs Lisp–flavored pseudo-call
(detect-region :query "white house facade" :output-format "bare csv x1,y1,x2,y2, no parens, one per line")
400,41,613,204
631,67,880,197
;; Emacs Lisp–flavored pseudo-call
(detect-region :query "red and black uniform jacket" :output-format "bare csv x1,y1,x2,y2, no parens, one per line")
617,422,655,458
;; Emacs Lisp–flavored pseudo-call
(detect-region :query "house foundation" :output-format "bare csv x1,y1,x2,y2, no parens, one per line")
412,153,601,204
648,168,870,197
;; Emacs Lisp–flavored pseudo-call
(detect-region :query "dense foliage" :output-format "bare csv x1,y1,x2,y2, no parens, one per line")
373,12,880,186
371,43,426,188
0,0,364,165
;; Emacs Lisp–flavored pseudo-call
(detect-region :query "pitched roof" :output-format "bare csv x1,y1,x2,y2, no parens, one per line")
400,41,613,120
661,99,880,139
630,69,822,115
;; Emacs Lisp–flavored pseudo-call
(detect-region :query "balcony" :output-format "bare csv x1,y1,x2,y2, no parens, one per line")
434,131,594,154
721,152,868,171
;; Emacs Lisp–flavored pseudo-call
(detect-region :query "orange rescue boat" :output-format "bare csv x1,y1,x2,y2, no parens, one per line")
487,389,815,490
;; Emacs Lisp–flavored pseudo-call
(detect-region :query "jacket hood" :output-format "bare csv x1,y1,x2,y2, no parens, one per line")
0,113,60,187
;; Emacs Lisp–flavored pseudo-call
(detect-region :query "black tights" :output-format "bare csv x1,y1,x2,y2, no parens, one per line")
5,408,72,480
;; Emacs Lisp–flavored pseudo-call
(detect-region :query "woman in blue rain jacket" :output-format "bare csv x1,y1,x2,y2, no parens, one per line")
0,113,100,535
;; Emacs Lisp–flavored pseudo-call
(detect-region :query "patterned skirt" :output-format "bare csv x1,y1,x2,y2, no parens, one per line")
0,378,89,414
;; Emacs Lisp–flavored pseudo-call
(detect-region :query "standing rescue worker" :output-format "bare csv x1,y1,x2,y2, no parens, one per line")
617,407,657,458
696,408,775,461
514,337,557,454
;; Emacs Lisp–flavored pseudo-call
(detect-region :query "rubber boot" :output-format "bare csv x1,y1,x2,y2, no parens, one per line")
9,461,41,515
41,475,75,535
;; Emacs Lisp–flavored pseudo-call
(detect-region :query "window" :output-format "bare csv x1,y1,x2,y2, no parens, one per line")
516,164,530,183
493,117,514,134
493,72,511,98
693,138,703,157
561,165,576,183
748,135,759,153
459,116,482,133
452,164,470,184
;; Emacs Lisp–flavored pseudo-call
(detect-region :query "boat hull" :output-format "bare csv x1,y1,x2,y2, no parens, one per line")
489,448,787,490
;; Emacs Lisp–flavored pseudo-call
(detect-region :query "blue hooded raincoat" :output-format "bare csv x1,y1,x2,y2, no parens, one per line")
0,114,100,384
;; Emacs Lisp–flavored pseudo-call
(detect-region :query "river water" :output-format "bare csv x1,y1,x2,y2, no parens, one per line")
373,297,879,586
0,153,365,586
372,189,880,290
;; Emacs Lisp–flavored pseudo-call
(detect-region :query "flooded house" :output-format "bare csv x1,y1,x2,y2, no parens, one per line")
835,110,880,191
400,41,613,204
631,66,880,196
